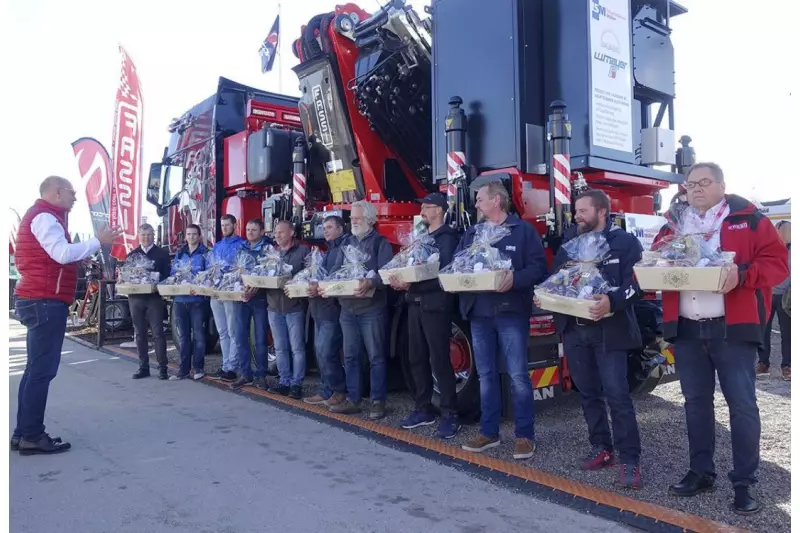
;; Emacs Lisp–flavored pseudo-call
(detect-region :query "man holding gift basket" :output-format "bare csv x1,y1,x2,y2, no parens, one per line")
651,162,788,515
265,220,311,399
535,190,645,489
128,224,173,381
386,192,462,439
168,224,209,381
208,214,243,382
231,218,274,391
456,181,548,461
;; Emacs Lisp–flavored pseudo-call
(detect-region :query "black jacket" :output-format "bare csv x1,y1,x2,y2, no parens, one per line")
456,214,549,320
550,223,643,351
309,233,349,323
266,241,311,314
126,244,172,289
406,224,460,313
337,229,394,316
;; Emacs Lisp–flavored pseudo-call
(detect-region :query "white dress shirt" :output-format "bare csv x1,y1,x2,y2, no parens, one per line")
140,243,154,254
31,213,101,264
678,199,729,320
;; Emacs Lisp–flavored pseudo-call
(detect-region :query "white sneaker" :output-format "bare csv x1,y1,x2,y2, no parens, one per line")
193,372,205,381
168,375,184,381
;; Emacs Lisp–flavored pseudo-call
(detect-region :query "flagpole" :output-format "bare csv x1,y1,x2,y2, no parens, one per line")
277,1,284,93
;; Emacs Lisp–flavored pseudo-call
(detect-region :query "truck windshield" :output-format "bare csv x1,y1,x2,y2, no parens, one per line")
163,165,185,205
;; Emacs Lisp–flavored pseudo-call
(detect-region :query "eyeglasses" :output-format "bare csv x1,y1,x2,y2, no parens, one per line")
684,178,715,190
59,187,77,196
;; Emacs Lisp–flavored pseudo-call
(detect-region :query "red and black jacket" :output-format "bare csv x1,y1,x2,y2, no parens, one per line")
653,194,789,345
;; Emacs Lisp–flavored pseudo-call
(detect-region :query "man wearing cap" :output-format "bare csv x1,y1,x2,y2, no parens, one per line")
388,193,462,439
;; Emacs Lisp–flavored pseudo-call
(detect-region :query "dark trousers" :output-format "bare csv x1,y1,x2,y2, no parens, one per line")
174,301,208,375
407,304,458,415
758,294,791,368
128,294,168,371
14,299,69,440
673,318,761,487
563,323,641,463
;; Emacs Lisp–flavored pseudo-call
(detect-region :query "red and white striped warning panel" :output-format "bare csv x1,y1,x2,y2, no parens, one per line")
292,173,306,206
552,153,571,205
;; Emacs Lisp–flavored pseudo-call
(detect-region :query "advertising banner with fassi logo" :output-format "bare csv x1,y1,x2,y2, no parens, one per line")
589,0,633,154
71,137,116,279
110,45,144,260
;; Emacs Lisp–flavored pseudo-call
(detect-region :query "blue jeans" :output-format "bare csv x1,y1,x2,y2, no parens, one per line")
233,297,269,380
563,324,641,463
174,301,207,375
210,298,238,372
674,323,760,487
269,310,307,387
471,316,534,440
14,299,69,441
314,318,346,398
340,309,387,402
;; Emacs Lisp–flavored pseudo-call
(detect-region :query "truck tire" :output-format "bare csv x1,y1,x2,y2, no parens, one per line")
395,311,480,419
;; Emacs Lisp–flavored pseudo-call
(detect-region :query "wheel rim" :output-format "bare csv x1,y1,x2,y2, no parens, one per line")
433,322,473,395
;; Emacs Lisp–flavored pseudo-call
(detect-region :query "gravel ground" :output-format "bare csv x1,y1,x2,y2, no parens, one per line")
71,327,790,533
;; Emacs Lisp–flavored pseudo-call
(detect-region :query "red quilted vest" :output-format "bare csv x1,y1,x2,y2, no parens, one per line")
14,199,79,305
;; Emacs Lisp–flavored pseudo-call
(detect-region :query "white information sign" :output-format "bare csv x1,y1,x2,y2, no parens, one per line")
589,0,634,153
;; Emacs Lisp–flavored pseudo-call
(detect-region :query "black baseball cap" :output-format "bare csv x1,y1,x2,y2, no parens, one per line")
417,192,448,210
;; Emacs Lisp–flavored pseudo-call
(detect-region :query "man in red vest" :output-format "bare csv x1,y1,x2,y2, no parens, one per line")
654,163,788,515
13,176,120,456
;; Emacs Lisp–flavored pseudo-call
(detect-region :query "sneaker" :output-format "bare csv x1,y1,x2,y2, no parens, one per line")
782,366,791,381
462,434,500,453
18,434,72,456
221,371,237,382
436,414,462,439
369,401,387,420
11,434,61,451
208,369,226,380
168,374,188,381
269,383,291,396
513,438,535,460
582,447,615,471
756,362,770,378
401,410,436,429
193,372,205,381
231,376,253,390
618,463,643,489
329,399,362,414
304,394,328,405
253,377,267,390
324,392,347,407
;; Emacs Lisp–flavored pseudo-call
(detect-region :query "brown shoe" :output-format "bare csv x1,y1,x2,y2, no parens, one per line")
328,399,362,414
324,392,347,407
782,366,791,381
462,434,500,453
513,438,536,460
756,362,770,378
303,394,327,405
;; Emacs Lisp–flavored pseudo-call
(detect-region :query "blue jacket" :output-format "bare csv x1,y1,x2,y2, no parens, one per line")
456,214,548,320
550,222,643,351
309,233,349,323
211,234,245,268
172,243,209,303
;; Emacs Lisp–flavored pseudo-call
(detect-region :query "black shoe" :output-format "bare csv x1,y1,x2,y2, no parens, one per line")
733,487,761,516
158,368,169,380
668,471,715,497
254,377,268,390
132,368,151,379
12,433,62,451
231,376,253,390
208,369,226,380
269,383,291,396
369,401,387,420
18,434,72,456
289,385,302,400
221,371,237,382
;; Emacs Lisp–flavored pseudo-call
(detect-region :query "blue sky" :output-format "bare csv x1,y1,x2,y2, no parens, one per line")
4,0,796,235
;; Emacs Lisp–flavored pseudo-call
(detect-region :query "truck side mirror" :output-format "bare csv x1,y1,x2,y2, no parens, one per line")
147,163,163,206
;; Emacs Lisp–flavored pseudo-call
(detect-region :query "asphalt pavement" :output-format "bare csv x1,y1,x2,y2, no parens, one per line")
8,320,631,533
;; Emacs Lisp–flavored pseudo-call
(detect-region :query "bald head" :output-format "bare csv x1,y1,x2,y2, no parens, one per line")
40,176,77,211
